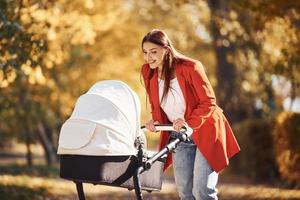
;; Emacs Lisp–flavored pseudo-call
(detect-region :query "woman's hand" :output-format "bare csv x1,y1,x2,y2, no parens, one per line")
173,118,186,132
145,119,159,132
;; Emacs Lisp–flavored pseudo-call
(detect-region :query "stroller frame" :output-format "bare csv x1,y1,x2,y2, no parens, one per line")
62,124,192,200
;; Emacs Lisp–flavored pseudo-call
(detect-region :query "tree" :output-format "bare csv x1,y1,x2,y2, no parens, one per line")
0,0,133,165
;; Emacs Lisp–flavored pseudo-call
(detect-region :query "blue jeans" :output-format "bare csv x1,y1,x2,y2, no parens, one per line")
172,140,218,200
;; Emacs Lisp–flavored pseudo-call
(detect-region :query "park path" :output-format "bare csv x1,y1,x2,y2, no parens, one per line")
6,174,295,200
46,178,300,200
1,167,300,200
1,147,300,200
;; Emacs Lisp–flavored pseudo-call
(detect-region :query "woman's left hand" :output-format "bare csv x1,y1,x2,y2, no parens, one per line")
173,118,186,132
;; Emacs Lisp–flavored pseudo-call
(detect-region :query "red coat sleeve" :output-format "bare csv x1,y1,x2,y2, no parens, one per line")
185,62,217,129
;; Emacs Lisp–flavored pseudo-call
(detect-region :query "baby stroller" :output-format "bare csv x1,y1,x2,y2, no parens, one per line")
57,80,192,200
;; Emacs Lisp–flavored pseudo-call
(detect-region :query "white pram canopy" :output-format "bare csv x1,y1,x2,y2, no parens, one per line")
57,80,144,156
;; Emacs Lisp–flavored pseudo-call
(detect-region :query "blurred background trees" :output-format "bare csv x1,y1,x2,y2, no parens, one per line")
0,0,299,186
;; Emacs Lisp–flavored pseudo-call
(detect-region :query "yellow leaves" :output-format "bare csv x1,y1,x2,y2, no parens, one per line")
46,8,62,27
20,2,98,46
21,62,46,85
84,0,95,9
229,10,238,20
242,81,251,92
0,71,9,88
30,9,48,22
20,61,32,75
0,67,17,88
44,59,54,69
20,3,39,24
46,79,55,89
48,85,76,117
70,15,96,45
261,16,298,64
0,38,7,45
6,69,17,83
39,8,98,45
58,93,75,116
218,12,247,45
92,5,126,32
47,28,57,41
44,47,65,68
273,112,300,185
20,12,31,24
276,111,290,125
0,70,3,81
0,78,11,89
1,51,17,61
32,66,46,85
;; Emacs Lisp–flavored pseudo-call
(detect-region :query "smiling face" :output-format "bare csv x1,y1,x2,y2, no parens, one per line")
142,42,167,70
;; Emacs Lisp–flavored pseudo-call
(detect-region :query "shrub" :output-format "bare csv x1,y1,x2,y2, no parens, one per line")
273,112,300,187
228,118,278,182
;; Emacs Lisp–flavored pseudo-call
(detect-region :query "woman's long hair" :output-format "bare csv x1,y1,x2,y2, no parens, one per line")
142,29,186,104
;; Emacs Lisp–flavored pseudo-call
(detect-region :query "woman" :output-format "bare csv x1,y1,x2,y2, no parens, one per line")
141,29,240,200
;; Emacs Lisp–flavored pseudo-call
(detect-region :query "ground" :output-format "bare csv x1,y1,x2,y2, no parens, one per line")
1,143,300,200
1,171,300,200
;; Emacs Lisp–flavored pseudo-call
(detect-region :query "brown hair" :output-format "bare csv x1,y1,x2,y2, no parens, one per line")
142,29,184,104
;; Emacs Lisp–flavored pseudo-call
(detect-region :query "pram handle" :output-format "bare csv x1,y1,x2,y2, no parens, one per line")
141,124,193,137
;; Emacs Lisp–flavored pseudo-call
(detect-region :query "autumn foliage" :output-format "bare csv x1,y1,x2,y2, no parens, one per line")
230,118,278,181
273,112,300,187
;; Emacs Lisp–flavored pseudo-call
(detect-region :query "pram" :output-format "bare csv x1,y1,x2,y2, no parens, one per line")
57,80,192,200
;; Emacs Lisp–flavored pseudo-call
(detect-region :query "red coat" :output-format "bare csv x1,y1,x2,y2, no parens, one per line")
141,60,240,172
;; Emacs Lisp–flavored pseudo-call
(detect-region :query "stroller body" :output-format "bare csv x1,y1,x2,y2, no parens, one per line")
57,80,192,200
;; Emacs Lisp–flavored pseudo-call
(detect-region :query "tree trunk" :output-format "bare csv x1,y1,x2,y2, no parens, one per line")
24,126,33,167
19,88,33,167
208,0,240,123
50,129,59,162
37,122,55,165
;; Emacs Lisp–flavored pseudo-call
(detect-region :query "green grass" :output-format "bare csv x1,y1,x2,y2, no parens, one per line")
0,163,59,177
0,163,59,199
0,184,48,200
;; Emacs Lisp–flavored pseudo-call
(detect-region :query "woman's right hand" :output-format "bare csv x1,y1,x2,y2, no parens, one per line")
145,119,159,132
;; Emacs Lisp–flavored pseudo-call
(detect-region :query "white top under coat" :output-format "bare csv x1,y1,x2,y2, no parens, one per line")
158,78,186,122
